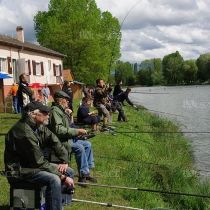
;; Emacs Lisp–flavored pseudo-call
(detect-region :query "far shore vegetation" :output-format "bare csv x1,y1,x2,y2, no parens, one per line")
1,104,210,209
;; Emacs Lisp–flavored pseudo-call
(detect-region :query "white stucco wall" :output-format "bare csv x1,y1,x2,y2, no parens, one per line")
0,44,63,86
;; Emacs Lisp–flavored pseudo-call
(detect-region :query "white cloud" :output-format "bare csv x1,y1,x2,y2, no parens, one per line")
0,0,210,62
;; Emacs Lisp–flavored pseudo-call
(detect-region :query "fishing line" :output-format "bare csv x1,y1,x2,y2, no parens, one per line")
132,92,170,95
116,131,210,134
108,0,143,79
134,106,210,121
76,182,210,199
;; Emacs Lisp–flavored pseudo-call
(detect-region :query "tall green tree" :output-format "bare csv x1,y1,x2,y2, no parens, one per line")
196,53,210,82
162,51,184,85
182,60,198,84
115,61,135,85
34,0,121,84
151,58,164,85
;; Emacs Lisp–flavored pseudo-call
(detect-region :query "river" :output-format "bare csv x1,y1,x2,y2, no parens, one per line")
130,85,210,178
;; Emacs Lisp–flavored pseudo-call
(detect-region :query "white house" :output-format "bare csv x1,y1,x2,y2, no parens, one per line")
0,26,65,112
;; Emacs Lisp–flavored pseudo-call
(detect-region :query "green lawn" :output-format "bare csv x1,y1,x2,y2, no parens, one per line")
0,107,210,210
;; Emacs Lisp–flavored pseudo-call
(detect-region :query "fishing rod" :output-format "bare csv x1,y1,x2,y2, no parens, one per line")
73,198,143,210
76,182,210,199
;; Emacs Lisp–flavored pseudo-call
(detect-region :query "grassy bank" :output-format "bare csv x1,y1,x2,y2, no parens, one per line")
0,106,210,209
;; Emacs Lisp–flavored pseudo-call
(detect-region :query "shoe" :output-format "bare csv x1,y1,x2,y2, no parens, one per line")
86,175,97,183
78,176,87,187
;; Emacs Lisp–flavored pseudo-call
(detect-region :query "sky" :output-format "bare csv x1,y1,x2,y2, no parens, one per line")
0,0,210,63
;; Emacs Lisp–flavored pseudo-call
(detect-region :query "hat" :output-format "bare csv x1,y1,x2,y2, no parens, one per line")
24,101,51,113
54,91,70,99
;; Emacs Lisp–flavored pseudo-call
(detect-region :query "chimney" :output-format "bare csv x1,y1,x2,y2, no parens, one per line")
16,26,24,42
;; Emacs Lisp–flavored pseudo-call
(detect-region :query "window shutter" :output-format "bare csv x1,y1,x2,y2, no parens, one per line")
32,60,36,75
53,64,56,76
41,62,44,76
59,64,62,76
28,60,31,75
7,57,12,74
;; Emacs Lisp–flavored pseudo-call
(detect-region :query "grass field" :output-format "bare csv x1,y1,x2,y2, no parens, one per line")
0,105,210,210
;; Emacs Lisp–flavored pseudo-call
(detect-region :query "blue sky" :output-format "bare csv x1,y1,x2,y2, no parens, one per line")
1,0,210,62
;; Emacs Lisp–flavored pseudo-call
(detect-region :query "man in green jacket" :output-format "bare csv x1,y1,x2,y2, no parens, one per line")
49,91,96,184
4,101,74,210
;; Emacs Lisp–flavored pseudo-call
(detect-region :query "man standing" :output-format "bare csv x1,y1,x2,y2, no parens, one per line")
113,88,137,121
10,83,19,113
17,73,34,112
4,101,74,210
93,79,111,127
49,91,96,184
41,84,50,105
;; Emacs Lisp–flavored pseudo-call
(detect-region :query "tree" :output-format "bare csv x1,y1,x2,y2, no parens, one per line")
34,0,121,85
151,58,164,85
115,61,135,86
196,53,210,82
182,60,198,84
162,51,184,85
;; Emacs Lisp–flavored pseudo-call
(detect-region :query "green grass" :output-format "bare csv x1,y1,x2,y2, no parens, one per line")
0,107,210,210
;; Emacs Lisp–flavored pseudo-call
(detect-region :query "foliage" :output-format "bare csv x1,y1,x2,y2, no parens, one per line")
196,53,210,82
182,60,198,84
34,0,121,85
115,61,135,86
162,51,184,85
136,58,164,86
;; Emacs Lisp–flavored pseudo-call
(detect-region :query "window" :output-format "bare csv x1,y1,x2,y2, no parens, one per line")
36,63,41,75
53,63,62,76
32,61,44,76
55,65,60,76
0,58,7,72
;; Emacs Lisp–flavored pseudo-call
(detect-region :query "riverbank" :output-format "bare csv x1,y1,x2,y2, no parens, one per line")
0,106,210,209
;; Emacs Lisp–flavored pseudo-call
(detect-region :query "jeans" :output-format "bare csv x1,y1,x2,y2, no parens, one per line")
112,101,126,121
27,166,74,210
13,96,20,113
71,140,94,176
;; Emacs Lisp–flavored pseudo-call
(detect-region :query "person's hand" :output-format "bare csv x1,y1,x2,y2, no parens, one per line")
77,129,87,135
57,164,68,174
64,177,74,188
65,108,72,115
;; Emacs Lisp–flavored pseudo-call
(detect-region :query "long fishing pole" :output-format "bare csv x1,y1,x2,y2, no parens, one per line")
73,198,143,210
76,182,210,199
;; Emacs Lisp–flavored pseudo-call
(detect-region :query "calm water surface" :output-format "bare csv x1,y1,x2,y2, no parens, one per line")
130,85,210,178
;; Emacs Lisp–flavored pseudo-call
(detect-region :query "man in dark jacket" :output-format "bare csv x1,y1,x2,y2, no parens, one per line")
113,80,123,98
17,73,34,112
4,101,74,210
49,91,96,184
113,88,137,121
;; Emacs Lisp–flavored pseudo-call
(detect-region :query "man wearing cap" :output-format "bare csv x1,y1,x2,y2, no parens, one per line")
4,101,74,210
49,90,96,184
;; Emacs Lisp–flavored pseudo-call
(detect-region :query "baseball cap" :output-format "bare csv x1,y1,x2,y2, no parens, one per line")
54,90,70,100
24,101,51,113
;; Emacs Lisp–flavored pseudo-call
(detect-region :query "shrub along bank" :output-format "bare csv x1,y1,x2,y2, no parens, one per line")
0,106,210,209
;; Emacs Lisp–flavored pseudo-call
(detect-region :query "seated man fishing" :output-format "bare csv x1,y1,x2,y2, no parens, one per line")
4,101,74,210
49,91,96,184
77,97,100,131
